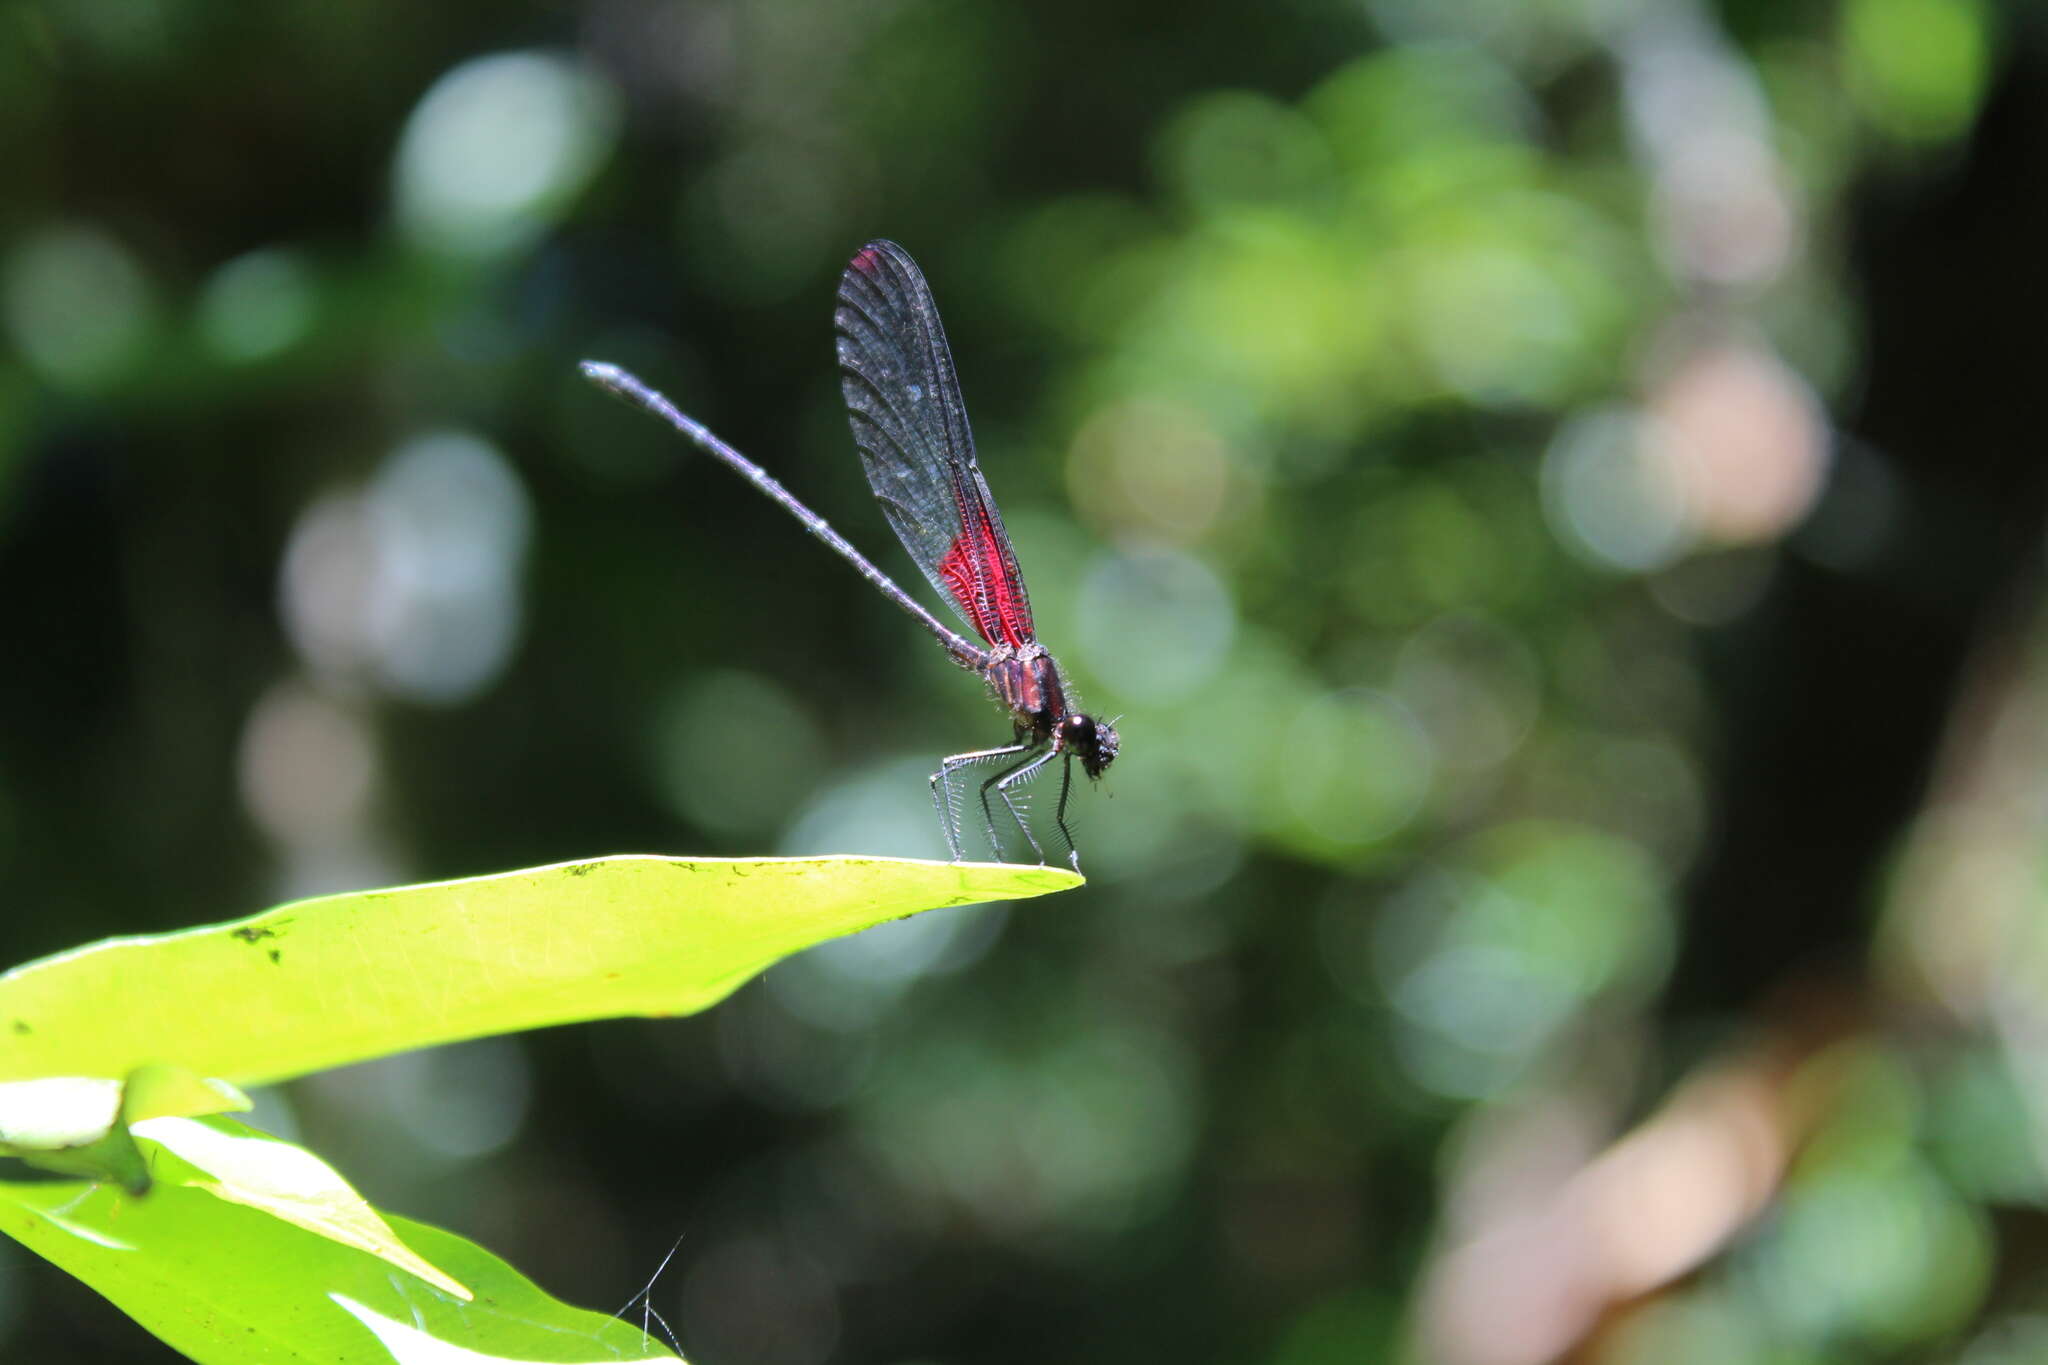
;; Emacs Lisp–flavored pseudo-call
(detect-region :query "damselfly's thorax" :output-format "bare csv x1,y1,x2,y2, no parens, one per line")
983,642,1064,741
981,642,1118,781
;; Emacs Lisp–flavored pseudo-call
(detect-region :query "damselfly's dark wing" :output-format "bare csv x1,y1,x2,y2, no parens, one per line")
835,241,1037,650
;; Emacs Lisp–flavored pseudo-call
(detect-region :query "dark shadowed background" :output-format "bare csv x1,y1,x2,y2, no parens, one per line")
5,1,2048,1361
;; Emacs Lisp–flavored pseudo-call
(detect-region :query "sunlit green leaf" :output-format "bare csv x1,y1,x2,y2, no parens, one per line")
1,1115,678,1362
0,1067,250,1192
0,854,1078,1087
142,1114,470,1299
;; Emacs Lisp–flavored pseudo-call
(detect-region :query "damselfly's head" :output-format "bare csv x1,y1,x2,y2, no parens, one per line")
1060,713,1119,780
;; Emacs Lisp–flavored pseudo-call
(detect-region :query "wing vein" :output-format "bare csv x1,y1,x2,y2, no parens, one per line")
834,241,1036,647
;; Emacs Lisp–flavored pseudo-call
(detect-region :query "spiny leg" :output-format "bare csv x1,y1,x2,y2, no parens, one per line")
1052,753,1079,872
933,741,1033,861
988,747,1061,865
928,770,964,861
974,743,1050,862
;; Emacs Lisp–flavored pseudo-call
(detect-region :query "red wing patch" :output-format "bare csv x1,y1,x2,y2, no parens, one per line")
937,514,1034,648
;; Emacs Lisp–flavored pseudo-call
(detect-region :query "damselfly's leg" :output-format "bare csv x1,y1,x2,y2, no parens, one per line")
972,743,1051,861
1052,753,1079,872
987,746,1061,865
977,749,1045,862
933,742,1033,861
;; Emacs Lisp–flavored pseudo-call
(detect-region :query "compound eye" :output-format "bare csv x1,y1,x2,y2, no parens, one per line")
1063,713,1118,778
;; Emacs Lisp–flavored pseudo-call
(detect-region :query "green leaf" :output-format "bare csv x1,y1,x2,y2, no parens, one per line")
142,1114,471,1299
0,1067,250,1192
1,1115,678,1362
0,854,1076,1087
120,1064,255,1125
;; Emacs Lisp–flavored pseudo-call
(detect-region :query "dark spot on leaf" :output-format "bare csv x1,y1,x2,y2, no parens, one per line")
231,926,279,943
268,949,282,965
11,1020,29,1035
567,862,598,877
